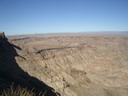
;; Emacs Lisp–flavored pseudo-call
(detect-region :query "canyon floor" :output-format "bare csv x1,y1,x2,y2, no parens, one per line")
7,33,128,96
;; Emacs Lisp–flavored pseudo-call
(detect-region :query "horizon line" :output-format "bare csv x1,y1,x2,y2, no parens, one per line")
6,31,128,36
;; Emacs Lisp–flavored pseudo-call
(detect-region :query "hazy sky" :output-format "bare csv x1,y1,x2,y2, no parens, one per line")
0,0,128,35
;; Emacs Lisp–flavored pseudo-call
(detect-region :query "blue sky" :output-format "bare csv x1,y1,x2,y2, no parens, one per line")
0,0,128,35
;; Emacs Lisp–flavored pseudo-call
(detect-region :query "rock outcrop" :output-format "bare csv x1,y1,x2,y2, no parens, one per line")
0,32,5,38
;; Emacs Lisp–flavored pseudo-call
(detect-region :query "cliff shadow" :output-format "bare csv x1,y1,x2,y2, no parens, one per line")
0,38,59,96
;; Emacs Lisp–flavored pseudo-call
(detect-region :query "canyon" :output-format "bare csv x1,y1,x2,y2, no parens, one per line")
1,32,128,96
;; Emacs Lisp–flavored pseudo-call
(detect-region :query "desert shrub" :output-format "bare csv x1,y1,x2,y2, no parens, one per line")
0,84,45,96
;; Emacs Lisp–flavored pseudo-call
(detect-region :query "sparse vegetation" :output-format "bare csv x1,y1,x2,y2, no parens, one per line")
0,84,46,96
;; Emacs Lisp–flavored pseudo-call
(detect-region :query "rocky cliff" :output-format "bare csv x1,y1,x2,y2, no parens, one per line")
0,33,59,96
